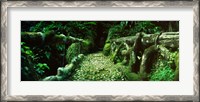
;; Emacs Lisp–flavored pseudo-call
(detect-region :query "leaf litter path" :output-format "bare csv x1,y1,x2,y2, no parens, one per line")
71,52,127,81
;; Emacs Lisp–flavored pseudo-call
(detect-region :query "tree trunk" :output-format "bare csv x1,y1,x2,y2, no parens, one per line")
139,45,172,80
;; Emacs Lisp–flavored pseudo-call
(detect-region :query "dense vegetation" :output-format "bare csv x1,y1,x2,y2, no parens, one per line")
21,21,179,81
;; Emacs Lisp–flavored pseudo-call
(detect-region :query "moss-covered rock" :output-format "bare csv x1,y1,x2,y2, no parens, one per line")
66,43,81,63
122,67,141,81
103,43,111,56
43,54,84,81
43,75,58,81
126,73,141,81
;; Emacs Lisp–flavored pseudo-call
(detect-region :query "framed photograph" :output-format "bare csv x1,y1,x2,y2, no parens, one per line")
1,0,199,101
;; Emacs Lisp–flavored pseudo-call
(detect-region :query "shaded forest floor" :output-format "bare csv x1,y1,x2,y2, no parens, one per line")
70,52,127,81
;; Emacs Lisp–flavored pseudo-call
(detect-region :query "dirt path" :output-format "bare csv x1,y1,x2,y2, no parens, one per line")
71,52,127,81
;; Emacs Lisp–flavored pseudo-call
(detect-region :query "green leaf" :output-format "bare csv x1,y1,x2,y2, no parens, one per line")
25,50,33,55
45,52,51,59
84,22,96,25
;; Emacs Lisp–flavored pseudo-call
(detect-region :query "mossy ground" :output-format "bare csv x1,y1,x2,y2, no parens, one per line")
71,52,127,81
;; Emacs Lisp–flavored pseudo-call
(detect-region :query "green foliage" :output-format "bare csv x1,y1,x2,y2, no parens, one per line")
122,66,140,81
21,42,50,80
81,39,93,54
106,25,123,40
30,21,44,32
66,21,97,39
45,52,51,60
103,43,111,56
66,43,81,63
30,21,63,34
84,21,97,25
106,21,161,40
21,42,34,58
35,63,50,75
169,51,178,62
149,64,175,81
29,21,97,40
174,52,179,80
147,50,178,81
21,42,38,80
133,21,161,34
120,21,128,27
55,44,65,51
148,58,175,81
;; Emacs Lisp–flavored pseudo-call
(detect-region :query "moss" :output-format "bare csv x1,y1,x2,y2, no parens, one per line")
44,30,55,44
71,52,127,81
81,39,92,53
145,48,178,81
127,73,141,81
124,68,140,80
53,34,66,43
174,52,179,80
103,43,111,56
111,52,117,62
66,43,80,63
56,76,63,81
106,25,123,41
43,75,58,81
149,65,175,81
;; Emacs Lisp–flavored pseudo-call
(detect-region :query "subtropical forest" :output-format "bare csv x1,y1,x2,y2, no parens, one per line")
21,21,179,81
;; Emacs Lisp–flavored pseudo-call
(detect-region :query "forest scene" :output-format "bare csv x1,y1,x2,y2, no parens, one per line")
21,21,179,81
